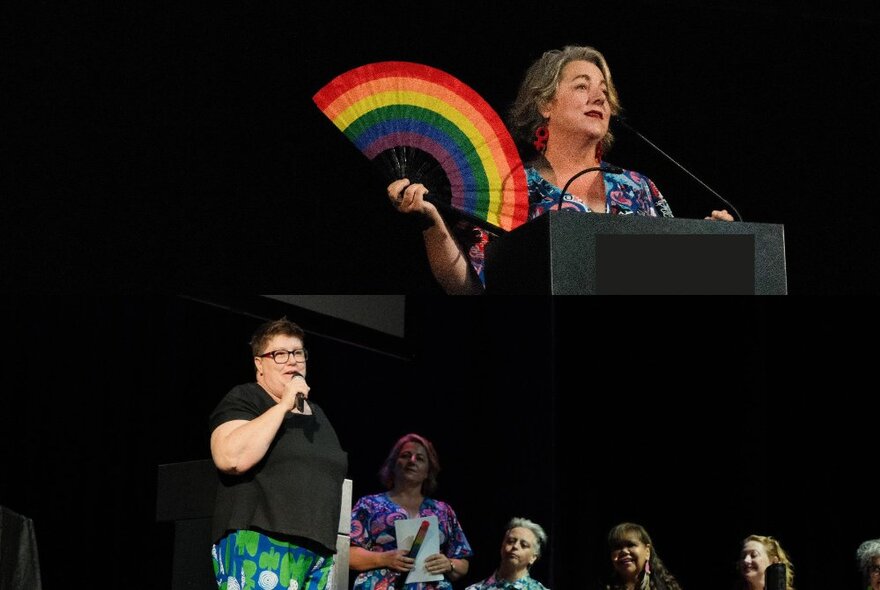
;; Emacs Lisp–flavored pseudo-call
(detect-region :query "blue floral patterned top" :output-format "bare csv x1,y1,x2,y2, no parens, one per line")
526,165,672,218
457,164,673,285
465,572,550,590
350,493,473,590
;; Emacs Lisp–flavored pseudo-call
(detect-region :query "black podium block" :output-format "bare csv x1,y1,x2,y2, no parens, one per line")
485,212,786,294
156,460,219,590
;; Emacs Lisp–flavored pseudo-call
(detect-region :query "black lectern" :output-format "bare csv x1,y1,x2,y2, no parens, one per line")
485,212,786,294
156,460,351,590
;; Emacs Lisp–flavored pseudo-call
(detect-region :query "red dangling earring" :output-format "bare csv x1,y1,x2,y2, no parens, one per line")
595,141,603,163
533,124,549,153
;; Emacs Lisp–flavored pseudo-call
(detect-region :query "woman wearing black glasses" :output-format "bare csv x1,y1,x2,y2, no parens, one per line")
208,316,347,590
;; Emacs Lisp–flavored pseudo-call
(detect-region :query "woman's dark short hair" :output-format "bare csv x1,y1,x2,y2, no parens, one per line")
249,317,305,357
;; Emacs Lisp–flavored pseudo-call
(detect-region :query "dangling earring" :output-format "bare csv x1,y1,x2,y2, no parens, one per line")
595,141,603,163
533,124,549,152
640,559,652,590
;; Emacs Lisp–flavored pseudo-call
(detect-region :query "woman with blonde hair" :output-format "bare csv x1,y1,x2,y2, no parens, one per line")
736,535,795,590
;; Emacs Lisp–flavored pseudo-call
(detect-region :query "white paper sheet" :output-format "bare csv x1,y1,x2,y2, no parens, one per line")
394,515,444,584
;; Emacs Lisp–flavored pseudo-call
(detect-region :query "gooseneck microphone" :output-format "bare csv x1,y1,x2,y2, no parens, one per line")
558,165,624,211
765,563,786,590
613,115,743,221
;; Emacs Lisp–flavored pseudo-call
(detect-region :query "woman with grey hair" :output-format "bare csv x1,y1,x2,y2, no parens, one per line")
857,539,880,590
386,45,732,294
465,517,550,590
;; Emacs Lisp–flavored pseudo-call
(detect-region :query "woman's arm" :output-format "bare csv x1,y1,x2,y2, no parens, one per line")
388,179,483,294
447,557,469,582
349,547,414,573
422,222,483,294
422,553,469,581
210,400,291,474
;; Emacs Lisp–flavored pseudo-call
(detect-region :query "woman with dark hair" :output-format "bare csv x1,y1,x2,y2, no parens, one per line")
604,523,682,590
209,317,347,590
349,433,472,590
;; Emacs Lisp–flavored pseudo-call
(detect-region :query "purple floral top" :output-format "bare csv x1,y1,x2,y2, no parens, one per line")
351,493,473,590
460,164,673,284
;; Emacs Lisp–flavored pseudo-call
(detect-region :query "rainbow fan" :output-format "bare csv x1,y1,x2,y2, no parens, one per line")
313,61,529,233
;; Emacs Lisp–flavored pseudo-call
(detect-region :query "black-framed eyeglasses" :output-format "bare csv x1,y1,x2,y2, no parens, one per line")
258,349,308,364
870,565,880,576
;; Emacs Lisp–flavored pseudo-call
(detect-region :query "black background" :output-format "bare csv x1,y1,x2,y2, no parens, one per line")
2,1,878,588
3,1,878,293
0,295,877,589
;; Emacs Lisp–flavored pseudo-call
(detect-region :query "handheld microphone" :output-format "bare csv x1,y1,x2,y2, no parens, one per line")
613,115,743,221
765,563,786,590
558,165,624,211
292,373,306,412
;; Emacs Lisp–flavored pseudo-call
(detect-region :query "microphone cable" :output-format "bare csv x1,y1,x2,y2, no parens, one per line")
614,115,744,221
558,165,624,211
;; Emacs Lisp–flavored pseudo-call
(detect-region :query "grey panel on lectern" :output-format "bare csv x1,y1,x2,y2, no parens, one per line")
485,212,786,294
